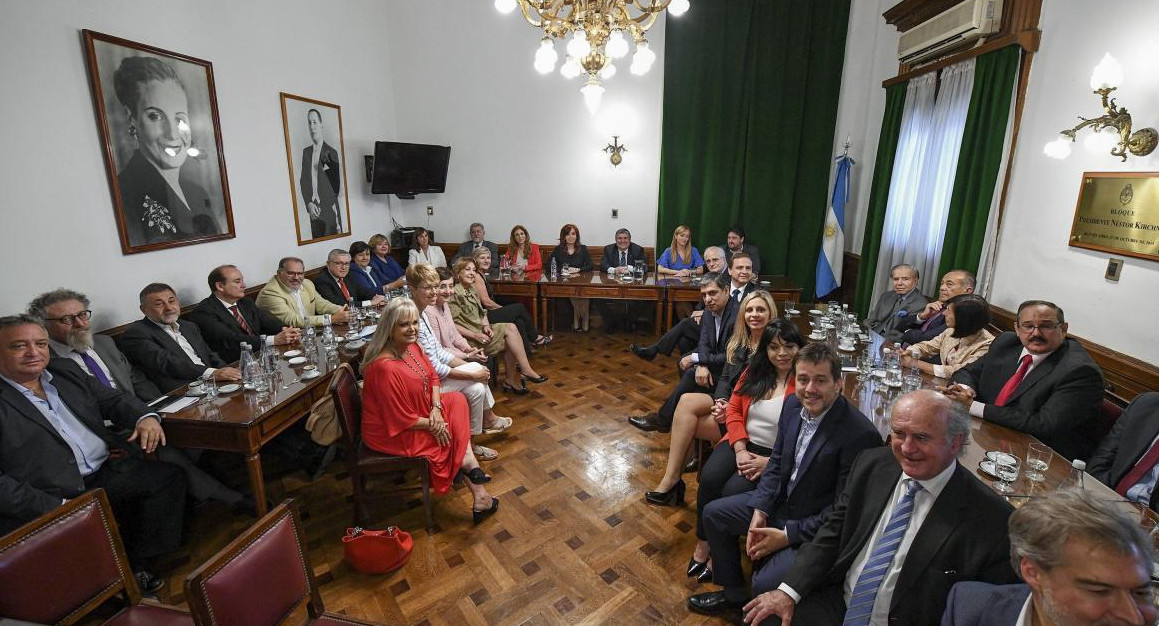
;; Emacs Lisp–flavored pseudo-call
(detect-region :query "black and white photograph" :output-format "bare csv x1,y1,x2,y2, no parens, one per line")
280,92,352,245
82,30,235,254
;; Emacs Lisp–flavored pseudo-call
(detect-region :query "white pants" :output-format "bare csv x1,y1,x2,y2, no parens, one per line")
440,361,494,435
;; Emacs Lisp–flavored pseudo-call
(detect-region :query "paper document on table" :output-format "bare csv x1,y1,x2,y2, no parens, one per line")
160,396,200,414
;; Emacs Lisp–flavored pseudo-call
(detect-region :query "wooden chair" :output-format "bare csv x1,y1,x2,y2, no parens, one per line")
0,489,191,625
184,499,383,626
328,362,435,530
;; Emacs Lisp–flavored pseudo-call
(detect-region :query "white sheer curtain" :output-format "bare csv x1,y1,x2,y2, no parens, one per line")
872,58,977,298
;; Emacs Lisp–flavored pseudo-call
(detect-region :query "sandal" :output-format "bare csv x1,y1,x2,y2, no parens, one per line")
533,335,554,346
522,373,548,384
458,467,492,485
501,382,529,395
473,445,499,461
482,416,513,435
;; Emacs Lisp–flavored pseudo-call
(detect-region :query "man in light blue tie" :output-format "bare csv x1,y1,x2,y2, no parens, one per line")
741,390,1017,625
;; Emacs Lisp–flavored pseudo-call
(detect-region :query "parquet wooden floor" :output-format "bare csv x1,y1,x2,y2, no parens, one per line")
151,329,731,625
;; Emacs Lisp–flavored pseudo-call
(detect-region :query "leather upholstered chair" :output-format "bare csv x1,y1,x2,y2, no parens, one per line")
327,363,434,530
184,499,381,626
0,489,191,625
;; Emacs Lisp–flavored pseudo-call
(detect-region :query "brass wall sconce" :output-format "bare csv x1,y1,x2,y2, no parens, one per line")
604,136,627,167
1045,53,1157,161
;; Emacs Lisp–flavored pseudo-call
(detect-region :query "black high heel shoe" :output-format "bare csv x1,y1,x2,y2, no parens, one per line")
686,556,709,578
458,467,492,484
644,479,685,506
501,381,529,395
473,496,499,524
696,566,713,584
521,373,549,384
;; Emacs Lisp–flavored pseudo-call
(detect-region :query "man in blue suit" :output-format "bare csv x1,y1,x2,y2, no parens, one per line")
689,343,883,616
941,489,1157,626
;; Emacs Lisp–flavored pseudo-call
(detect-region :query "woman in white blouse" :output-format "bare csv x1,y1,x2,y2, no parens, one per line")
901,293,994,379
408,227,447,268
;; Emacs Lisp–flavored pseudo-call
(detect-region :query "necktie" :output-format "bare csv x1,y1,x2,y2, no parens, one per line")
732,288,741,302
337,277,351,302
844,479,923,626
77,351,112,388
994,355,1033,406
474,243,481,251
1115,441,1159,496
620,251,626,266
230,305,252,334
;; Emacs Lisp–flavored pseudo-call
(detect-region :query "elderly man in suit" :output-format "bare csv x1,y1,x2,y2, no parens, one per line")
941,489,1157,626
0,315,183,593
945,300,1104,461
256,257,350,328
631,246,729,362
310,249,385,308
453,222,499,263
186,265,300,364
118,283,242,394
629,271,736,432
865,264,930,343
598,228,650,332
897,269,975,348
723,225,762,275
301,108,343,238
1088,392,1159,511
743,390,1017,626
689,344,883,616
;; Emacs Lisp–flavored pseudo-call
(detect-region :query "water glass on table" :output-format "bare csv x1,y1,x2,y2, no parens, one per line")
994,454,1021,494
1025,442,1051,482
199,372,218,400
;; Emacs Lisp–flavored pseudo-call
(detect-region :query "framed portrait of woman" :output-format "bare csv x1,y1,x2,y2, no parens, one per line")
279,93,353,245
82,30,235,254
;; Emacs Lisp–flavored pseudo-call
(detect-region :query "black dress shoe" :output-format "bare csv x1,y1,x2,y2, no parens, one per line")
687,591,745,615
683,457,699,473
134,570,165,594
686,556,708,578
629,343,658,361
628,414,670,433
644,479,685,506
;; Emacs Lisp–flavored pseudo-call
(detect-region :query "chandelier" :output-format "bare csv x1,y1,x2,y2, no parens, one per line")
494,0,690,112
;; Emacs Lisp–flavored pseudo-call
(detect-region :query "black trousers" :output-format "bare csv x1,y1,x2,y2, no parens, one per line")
657,367,711,429
654,317,700,356
696,441,758,540
85,452,186,569
488,303,537,355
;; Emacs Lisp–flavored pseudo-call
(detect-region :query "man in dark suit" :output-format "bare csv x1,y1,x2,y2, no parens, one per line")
946,300,1104,461
0,315,184,592
897,269,975,347
723,225,762,275
312,250,384,308
118,283,242,394
941,489,1157,626
301,108,343,238
743,390,1017,626
689,344,883,615
631,246,728,361
865,264,930,343
186,265,300,364
1088,392,1159,510
453,222,500,263
598,228,649,331
629,271,735,432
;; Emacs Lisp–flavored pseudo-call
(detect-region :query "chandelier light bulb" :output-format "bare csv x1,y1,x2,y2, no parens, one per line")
606,30,629,58
1042,136,1072,160
581,77,605,114
1089,53,1123,91
668,0,690,17
560,56,582,79
534,38,558,74
1083,127,1118,154
630,42,655,75
566,30,591,58
599,62,617,80
494,0,517,14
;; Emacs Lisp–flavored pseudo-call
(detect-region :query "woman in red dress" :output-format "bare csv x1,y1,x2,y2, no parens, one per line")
361,298,499,524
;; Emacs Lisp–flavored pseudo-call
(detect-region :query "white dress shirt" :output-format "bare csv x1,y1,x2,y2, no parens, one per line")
966,348,1055,418
1014,595,1033,626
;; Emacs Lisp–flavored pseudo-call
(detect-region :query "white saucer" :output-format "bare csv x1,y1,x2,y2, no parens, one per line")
786,309,800,315
218,383,241,393
360,325,377,338
809,309,823,315
978,460,999,479
287,356,307,365
838,343,856,352
809,334,826,341
985,451,1018,465
344,339,366,350
300,370,322,380
283,350,302,358
185,388,206,397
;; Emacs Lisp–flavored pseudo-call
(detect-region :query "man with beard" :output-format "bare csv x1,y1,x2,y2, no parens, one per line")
941,489,1157,626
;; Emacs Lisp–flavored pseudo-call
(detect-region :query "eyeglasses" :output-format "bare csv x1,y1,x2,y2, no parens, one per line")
282,271,306,278
329,261,350,268
44,310,92,326
1017,322,1061,332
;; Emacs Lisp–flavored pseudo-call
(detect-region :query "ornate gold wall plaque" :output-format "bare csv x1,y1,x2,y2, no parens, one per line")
1069,171,1159,262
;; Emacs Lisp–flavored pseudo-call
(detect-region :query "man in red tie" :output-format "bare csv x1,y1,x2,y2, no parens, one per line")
313,249,385,307
187,265,300,364
941,300,1104,461
1088,392,1159,511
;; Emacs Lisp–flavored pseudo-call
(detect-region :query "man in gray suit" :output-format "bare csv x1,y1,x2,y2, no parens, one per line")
865,264,930,343
453,222,500,262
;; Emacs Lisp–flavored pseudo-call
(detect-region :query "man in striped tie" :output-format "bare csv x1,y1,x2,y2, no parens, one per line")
741,390,1017,625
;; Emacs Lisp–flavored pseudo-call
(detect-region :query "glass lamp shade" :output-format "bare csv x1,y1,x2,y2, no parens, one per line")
534,38,558,74
1089,53,1123,91
581,77,605,114
1042,136,1072,160
494,0,517,14
1083,128,1118,154
606,30,629,58
630,42,655,75
599,62,617,80
560,56,582,79
567,31,591,58
668,0,690,17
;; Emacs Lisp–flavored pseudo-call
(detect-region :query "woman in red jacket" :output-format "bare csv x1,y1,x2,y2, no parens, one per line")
503,225,543,274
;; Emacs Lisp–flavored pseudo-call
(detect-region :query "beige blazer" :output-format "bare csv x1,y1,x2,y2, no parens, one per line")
910,328,995,379
255,274,342,328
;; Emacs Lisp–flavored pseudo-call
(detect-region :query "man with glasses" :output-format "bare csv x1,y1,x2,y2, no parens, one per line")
944,300,1104,461
313,249,384,307
256,256,349,328
630,246,729,361
453,222,499,263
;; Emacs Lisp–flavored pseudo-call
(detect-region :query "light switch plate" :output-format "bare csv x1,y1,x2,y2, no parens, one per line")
1105,258,1123,281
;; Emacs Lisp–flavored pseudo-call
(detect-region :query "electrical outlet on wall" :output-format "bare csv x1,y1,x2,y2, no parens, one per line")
426,206,434,216
611,208,619,219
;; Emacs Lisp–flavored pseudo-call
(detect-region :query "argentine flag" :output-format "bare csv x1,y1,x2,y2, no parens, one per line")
816,153,853,298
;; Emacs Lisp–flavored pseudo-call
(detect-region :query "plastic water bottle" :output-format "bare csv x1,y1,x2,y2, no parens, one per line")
1070,459,1087,491
303,326,316,357
240,342,259,389
550,258,558,281
322,321,335,348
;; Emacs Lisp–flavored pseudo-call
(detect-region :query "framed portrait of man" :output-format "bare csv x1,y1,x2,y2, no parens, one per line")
279,93,352,245
82,30,235,255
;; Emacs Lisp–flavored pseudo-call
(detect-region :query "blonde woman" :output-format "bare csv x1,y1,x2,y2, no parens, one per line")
657,224,704,277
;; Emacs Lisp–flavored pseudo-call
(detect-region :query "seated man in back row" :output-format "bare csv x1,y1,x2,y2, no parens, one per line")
865,263,930,343
187,264,300,364
896,269,975,348
256,256,350,328
314,249,384,308
597,228,649,332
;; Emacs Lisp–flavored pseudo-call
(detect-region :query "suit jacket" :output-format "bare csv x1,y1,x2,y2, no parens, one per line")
940,582,1030,626
1088,392,1159,509
300,142,342,237
454,240,499,263
747,395,883,546
256,275,342,328
0,360,152,533
49,334,162,403
951,334,1105,461
866,289,931,343
600,242,647,272
118,151,221,247
724,242,762,275
117,318,225,394
695,301,739,379
349,264,386,297
313,269,377,307
900,309,948,347
409,246,448,269
783,447,1018,625
185,295,286,364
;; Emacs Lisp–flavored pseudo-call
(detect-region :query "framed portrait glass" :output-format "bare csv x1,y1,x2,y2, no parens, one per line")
279,93,353,245
82,30,235,254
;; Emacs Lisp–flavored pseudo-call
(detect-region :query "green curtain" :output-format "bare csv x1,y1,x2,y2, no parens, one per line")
853,82,908,317
937,45,1021,278
657,0,851,297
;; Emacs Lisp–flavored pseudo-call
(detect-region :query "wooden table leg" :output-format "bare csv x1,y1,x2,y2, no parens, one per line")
539,295,548,336
654,299,663,337
245,451,268,517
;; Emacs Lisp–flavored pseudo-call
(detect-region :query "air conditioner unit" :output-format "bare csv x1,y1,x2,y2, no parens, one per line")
897,0,1003,65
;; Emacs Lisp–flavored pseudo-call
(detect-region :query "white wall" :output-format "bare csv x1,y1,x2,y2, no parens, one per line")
0,0,398,330
381,1,666,248
989,0,1159,363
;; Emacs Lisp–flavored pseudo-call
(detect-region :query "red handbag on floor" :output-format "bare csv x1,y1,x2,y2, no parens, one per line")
342,526,413,574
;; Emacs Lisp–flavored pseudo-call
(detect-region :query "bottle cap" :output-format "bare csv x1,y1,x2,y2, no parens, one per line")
1071,459,1086,470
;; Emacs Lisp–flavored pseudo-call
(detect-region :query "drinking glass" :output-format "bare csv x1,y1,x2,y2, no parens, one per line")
784,300,797,317
1025,442,1051,482
857,354,873,381
199,372,218,400
994,454,1020,494
903,371,922,392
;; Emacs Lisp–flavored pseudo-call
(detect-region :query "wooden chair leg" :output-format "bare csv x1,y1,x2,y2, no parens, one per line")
420,470,434,531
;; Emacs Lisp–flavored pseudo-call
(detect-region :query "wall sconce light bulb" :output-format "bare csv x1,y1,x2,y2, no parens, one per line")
1089,52,1124,91
1042,137,1072,160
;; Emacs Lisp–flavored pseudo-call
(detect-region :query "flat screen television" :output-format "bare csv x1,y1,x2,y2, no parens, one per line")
371,141,451,198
